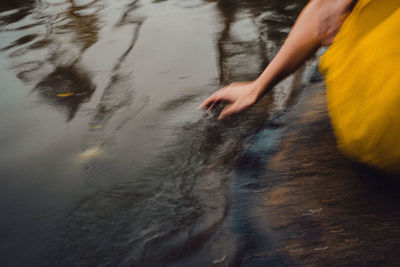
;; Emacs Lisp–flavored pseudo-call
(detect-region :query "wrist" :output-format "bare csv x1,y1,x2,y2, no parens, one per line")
252,79,270,99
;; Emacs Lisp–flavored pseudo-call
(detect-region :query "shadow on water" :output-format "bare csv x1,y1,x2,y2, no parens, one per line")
34,65,95,121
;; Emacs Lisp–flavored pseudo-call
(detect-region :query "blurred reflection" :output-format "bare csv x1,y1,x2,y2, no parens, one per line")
0,0,101,121
60,0,101,51
82,0,145,159
214,0,308,115
215,0,307,83
0,0,35,26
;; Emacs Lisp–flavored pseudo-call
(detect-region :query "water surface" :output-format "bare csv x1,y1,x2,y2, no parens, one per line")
0,0,311,266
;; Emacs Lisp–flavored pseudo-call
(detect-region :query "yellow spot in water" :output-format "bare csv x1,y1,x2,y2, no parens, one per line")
57,92,74,97
330,229,344,233
90,125,103,129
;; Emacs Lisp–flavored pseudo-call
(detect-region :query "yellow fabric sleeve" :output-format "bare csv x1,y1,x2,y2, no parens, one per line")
319,0,400,173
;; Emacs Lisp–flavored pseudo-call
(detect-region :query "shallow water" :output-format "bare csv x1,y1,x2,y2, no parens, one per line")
0,0,313,266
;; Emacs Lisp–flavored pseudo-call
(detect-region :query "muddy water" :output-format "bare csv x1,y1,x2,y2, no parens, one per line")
0,0,320,266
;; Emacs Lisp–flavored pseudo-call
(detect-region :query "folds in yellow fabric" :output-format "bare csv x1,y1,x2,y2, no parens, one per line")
319,0,400,173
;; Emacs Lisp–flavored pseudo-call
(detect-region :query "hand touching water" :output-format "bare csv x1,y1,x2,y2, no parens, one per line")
199,0,354,120
198,81,260,120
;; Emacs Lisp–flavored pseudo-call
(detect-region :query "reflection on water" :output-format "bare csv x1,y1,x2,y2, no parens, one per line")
1,0,102,121
0,0,35,25
0,0,321,266
216,0,308,116
216,0,298,83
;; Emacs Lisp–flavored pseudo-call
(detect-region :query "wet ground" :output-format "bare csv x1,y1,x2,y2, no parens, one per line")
1,0,399,266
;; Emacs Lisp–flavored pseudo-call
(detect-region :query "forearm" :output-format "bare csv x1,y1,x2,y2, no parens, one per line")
199,0,355,119
252,0,355,98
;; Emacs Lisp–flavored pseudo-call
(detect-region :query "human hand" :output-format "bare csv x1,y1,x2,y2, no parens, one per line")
198,81,260,120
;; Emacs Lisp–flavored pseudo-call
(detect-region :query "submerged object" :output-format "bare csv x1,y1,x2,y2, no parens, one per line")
77,146,103,160
319,0,400,173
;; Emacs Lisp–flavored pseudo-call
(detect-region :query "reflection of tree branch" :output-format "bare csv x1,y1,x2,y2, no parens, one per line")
99,18,143,102
214,0,311,117
112,0,143,72
216,0,274,84
113,20,143,72
90,2,145,129
216,0,237,84
117,0,140,26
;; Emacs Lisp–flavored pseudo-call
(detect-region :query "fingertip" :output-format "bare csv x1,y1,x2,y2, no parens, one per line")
199,97,213,109
198,101,208,110
218,112,226,120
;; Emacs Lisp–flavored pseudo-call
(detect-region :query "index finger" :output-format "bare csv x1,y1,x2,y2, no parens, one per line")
198,90,224,110
198,96,215,110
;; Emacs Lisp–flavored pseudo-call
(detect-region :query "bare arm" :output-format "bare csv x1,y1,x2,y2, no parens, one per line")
199,0,355,119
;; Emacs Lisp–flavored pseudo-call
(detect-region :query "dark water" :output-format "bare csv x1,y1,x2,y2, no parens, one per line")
0,0,322,266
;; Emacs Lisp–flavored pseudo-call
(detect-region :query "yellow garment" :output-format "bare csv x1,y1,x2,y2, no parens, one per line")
319,0,400,173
